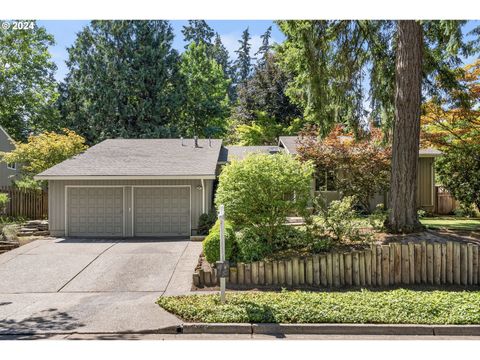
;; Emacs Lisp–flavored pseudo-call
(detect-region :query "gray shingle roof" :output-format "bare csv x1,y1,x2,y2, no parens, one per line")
278,136,300,155
279,135,442,157
36,138,223,178
219,145,281,162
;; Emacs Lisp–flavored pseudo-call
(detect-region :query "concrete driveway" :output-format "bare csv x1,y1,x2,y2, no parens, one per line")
0,238,202,337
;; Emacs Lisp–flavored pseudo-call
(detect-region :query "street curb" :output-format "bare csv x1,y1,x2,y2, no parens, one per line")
181,323,252,334
178,323,480,336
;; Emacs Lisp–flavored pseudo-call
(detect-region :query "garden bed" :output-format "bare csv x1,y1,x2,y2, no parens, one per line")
157,289,480,324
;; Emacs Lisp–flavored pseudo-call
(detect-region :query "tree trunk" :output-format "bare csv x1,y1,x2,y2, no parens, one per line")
386,20,424,233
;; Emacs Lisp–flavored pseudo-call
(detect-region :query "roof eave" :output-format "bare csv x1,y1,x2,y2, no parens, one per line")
34,174,217,181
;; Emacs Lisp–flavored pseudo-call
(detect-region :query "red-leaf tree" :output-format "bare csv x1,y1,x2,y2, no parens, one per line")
296,125,391,211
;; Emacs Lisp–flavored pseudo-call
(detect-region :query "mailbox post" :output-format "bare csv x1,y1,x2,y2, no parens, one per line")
217,204,227,303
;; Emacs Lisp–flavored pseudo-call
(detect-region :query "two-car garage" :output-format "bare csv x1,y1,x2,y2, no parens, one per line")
66,186,191,238
35,138,222,238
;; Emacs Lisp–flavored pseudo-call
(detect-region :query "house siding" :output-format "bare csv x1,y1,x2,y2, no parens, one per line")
313,156,436,212
48,178,213,237
0,127,18,186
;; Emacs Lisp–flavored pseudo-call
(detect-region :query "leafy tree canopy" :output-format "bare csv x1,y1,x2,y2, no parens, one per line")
0,129,87,186
0,21,60,141
297,125,391,210
178,42,230,137
277,20,477,138
59,20,183,144
234,28,253,84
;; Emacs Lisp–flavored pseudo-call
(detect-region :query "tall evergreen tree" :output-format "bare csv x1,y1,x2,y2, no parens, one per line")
182,20,215,47
255,26,273,66
59,20,183,144
0,21,60,141
212,33,235,101
278,20,478,233
235,52,301,125
179,42,230,137
234,28,253,84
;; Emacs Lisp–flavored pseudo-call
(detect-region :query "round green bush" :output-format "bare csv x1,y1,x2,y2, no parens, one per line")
235,227,272,263
202,220,235,264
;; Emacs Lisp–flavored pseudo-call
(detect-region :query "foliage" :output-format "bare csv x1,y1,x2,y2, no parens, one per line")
436,145,480,212
0,193,9,214
454,203,478,218
417,209,427,219
197,212,217,236
182,20,215,46
314,196,366,242
421,61,480,213
233,28,252,84
235,227,272,263
297,125,391,210
215,153,314,245
12,178,43,190
255,26,273,66
233,53,302,128
0,129,87,180
59,20,183,144
157,289,480,324
368,204,388,231
1,223,19,243
277,20,477,137
0,21,60,140
202,219,236,264
178,42,230,137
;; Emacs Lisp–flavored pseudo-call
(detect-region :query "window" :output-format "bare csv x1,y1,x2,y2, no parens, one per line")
315,170,336,191
7,162,16,170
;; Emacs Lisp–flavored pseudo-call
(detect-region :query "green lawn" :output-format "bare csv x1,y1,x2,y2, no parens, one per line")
158,289,480,324
420,217,480,231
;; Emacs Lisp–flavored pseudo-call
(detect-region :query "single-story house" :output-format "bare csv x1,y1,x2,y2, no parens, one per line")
36,136,441,238
279,136,442,213
0,125,19,187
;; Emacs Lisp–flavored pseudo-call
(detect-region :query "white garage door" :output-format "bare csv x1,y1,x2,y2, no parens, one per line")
67,187,124,237
133,187,190,237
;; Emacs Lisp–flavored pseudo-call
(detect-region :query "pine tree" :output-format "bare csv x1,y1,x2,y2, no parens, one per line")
59,20,183,144
182,20,215,47
255,26,273,66
234,28,252,84
277,20,478,233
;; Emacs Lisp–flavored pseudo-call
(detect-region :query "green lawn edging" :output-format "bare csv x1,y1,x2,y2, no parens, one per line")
157,289,480,324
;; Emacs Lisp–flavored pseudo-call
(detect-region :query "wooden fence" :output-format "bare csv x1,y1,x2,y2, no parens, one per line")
435,186,459,215
194,241,480,288
0,186,48,219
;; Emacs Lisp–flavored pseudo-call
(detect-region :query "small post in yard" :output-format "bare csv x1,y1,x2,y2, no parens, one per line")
216,204,228,304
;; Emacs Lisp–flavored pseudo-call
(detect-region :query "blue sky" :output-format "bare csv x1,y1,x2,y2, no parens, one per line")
38,20,479,82
37,20,285,81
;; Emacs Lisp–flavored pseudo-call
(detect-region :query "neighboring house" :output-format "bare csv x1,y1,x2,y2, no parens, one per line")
0,126,18,187
278,136,442,213
35,136,442,238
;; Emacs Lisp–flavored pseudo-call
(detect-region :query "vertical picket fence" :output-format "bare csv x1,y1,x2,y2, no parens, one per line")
193,241,480,288
0,186,48,219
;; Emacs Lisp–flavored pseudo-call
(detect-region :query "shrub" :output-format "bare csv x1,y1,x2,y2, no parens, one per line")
454,203,478,218
1,224,19,243
368,204,388,231
417,209,427,219
235,227,272,263
197,212,217,235
0,193,9,215
215,152,314,245
202,220,235,264
314,195,365,242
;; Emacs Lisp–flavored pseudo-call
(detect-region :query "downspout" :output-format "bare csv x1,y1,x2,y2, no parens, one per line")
201,179,205,214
